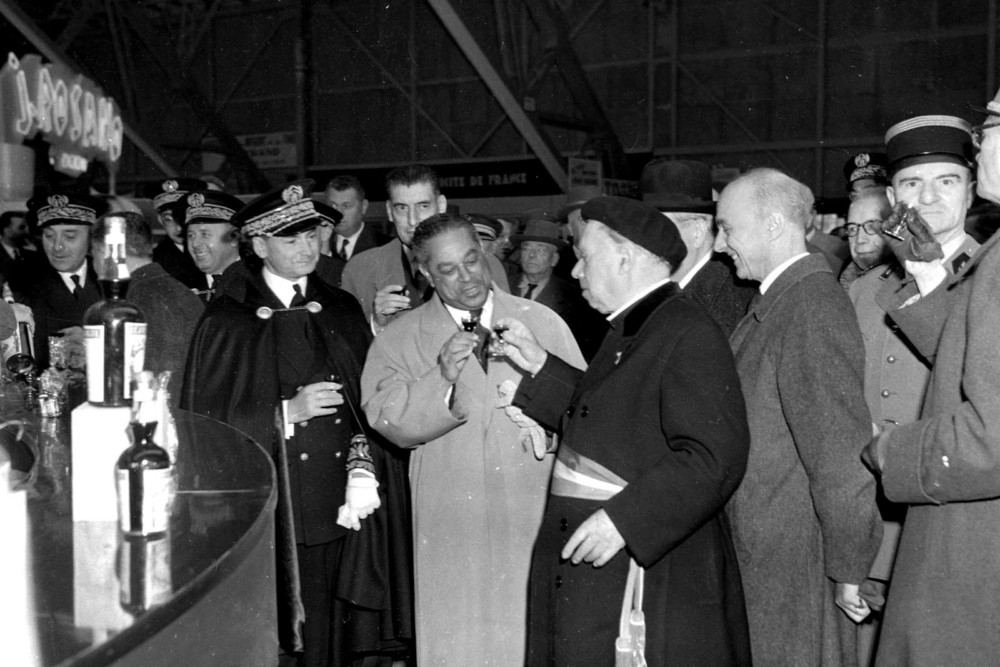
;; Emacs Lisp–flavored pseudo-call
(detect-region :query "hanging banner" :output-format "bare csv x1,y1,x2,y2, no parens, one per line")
0,52,125,177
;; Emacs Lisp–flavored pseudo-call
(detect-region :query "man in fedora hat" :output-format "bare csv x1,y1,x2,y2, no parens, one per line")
856,98,1000,666
182,180,412,667
510,214,604,359
641,158,755,337
500,196,752,666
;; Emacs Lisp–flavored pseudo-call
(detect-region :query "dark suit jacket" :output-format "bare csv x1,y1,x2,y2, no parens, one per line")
152,237,202,289
0,245,45,301
515,283,751,666
681,254,756,338
25,261,102,369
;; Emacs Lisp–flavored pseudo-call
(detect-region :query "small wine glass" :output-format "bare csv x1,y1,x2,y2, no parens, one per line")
488,324,509,359
460,314,479,333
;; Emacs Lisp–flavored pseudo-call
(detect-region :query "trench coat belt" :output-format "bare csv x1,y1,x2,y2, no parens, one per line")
551,445,628,501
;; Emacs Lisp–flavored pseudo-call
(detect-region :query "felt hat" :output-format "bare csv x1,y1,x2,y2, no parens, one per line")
884,115,974,174
969,85,1000,128
231,180,341,238
639,159,715,214
28,192,100,228
557,184,603,219
580,196,687,268
842,152,889,189
511,215,568,249
152,178,209,212
182,190,246,227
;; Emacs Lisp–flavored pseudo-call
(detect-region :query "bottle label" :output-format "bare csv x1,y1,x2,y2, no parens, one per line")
116,466,172,535
123,322,147,400
84,325,104,402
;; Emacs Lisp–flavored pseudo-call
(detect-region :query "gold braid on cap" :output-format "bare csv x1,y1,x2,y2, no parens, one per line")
38,196,96,224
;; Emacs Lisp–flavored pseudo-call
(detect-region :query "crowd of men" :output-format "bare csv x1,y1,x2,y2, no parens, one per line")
3,87,1000,667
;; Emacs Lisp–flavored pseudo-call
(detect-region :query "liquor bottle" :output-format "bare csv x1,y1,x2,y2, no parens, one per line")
116,373,171,536
83,215,147,407
117,530,172,616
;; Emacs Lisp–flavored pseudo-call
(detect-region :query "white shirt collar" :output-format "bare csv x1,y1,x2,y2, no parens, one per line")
262,267,308,308
335,223,366,257
443,290,495,329
58,262,88,292
677,251,713,288
517,273,551,296
607,276,672,322
759,252,810,294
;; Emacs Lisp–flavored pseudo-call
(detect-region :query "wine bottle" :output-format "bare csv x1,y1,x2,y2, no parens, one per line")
83,214,147,406
116,374,171,536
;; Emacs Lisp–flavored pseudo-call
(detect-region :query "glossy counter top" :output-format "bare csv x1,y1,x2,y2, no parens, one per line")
5,408,277,666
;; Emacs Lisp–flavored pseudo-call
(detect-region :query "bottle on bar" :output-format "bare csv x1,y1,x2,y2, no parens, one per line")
83,214,147,407
116,372,171,536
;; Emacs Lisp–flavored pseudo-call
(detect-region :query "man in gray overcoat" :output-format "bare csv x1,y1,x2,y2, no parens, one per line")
714,168,882,666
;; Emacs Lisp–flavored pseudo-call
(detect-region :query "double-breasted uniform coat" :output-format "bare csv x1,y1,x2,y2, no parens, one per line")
870,232,1000,666
515,282,752,666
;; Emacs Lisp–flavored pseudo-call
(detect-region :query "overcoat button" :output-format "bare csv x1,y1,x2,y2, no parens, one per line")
580,406,589,418
559,518,568,532
300,452,309,461
886,355,896,363
881,389,890,398
555,575,563,588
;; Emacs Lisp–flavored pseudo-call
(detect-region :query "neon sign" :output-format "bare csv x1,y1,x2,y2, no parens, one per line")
0,53,124,176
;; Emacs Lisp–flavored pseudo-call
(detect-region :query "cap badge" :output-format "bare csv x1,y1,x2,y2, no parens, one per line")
188,192,205,208
48,194,68,208
282,184,304,204
163,180,179,193
855,153,870,168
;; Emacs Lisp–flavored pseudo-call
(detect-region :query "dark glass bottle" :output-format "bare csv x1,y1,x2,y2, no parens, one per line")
116,388,172,536
117,531,172,616
83,215,147,407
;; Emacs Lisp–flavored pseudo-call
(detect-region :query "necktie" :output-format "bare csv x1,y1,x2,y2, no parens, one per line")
338,238,350,261
291,283,307,307
523,283,538,300
467,308,490,372
70,274,81,299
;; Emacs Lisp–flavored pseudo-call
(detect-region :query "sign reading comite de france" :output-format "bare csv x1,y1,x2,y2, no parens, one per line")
0,53,125,177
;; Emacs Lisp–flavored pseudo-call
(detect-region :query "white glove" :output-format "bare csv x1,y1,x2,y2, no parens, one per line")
496,380,550,460
336,472,381,531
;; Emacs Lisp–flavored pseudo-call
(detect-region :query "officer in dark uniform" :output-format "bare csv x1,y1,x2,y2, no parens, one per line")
151,178,207,289
181,180,408,667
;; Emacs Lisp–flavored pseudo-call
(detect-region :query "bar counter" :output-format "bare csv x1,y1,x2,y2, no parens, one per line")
6,407,278,666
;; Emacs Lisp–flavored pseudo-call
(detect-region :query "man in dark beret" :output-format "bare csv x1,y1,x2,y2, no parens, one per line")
500,195,752,666
714,168,880,666
181,180,412,667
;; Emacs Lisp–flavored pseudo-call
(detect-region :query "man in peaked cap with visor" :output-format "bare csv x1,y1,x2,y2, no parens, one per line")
151,177,206,289
500,196,752,666
179,189,244,302
857,96,1000,666
182,180,412,666
25,192,103,370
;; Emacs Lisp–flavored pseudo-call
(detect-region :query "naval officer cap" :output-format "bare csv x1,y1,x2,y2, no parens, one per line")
182,190,245,227
28,192,101,228
884,115,974,175
231,179,342,238
580,195,687,269
153,178,209,213
842,152,889,189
